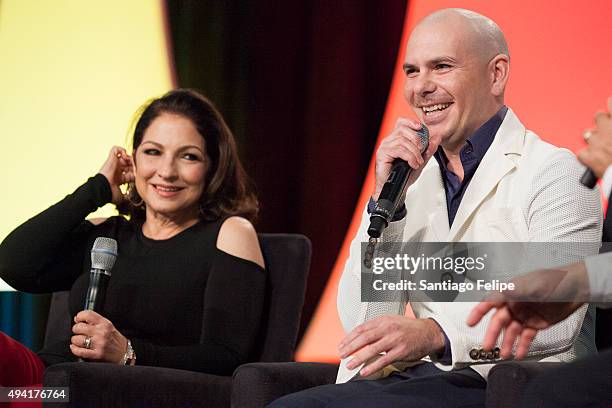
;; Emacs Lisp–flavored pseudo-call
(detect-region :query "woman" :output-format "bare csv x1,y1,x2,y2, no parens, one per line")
0,89,266,386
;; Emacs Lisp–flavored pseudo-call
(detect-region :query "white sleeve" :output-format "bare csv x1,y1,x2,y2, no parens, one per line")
337,205,408,333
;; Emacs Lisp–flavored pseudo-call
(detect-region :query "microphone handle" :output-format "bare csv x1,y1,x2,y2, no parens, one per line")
368,160,413,238
84,269,110,313
580,168,598,189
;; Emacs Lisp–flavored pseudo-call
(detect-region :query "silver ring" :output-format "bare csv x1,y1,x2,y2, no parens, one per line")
84,336,92,349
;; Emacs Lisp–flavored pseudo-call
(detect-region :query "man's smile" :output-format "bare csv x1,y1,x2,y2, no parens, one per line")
421,102,452,115
417,102,454,125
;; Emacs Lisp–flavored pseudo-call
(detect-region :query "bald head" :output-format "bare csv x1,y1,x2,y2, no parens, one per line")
403,8,511,150
415,8,509,63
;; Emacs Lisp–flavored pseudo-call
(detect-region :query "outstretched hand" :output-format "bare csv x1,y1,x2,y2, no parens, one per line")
466,264,588,359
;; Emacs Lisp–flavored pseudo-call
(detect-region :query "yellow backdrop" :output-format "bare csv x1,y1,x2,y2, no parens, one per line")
0,0,174,290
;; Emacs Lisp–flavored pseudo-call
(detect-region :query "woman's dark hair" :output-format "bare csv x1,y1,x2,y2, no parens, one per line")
120,89,258,223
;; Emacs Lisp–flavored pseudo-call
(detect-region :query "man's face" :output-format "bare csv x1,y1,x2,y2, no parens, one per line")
403,20,496,148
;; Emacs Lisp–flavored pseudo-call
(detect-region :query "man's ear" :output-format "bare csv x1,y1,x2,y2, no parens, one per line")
489,54,510,97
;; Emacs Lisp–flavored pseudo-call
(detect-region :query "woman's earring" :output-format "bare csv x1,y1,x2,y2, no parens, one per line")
125,182,144,208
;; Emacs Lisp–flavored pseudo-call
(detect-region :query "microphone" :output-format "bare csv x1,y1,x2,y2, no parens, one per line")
580,168,597,189
368,125,429,239
84,237,118,313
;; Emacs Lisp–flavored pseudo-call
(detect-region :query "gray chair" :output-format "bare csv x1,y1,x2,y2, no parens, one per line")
42,233,311,408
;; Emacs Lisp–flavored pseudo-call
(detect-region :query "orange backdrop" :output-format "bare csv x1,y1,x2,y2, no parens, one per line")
297,0,612,362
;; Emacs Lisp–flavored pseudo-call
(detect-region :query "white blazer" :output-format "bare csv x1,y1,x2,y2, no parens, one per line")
337,108,602,382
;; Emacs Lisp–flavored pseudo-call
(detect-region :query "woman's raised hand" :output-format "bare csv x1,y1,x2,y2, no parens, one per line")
98,146,134,205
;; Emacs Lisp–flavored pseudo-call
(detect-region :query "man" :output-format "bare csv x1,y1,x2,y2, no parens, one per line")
270,8,601,407
467,97,612,407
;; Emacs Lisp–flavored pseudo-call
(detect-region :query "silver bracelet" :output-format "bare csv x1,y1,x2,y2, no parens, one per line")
122,339,136,366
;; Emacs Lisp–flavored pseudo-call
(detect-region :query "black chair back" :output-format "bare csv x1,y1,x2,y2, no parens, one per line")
255,234,311,362
44,291,70,347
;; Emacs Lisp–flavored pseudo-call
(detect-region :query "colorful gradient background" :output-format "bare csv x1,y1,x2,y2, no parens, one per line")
1,1,610,355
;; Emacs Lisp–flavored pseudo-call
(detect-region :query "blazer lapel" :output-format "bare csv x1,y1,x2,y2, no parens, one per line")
447,109,524,240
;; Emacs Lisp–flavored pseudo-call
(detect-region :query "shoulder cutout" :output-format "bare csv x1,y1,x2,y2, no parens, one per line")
216,216,265,269
87,217,108,226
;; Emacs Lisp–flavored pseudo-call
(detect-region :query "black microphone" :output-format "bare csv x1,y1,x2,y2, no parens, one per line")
580,168,597,189
368,125,430,239
84,237,117,313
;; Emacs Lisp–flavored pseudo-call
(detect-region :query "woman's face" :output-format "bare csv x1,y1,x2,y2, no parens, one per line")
134,113,208,221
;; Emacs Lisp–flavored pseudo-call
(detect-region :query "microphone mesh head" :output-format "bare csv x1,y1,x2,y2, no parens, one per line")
417,125,430,154
91,237,118,271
